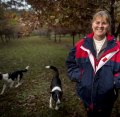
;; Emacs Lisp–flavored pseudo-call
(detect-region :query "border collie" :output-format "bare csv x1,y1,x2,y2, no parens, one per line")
45,65,63,110
0,66,29,95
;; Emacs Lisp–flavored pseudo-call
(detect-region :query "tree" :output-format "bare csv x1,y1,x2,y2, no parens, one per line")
114,0,120,39
3,0,120,43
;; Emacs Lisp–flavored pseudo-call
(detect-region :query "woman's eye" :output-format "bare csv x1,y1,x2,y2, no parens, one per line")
95,22,99,24
102,22,107,25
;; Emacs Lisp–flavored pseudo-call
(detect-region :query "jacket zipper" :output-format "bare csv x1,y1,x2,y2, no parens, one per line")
90,69,96,110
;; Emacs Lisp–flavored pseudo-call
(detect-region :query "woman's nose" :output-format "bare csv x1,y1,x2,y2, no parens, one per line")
98,23,103,27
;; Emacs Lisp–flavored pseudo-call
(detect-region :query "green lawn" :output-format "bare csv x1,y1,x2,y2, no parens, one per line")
0,36,86,117
0,36,119,117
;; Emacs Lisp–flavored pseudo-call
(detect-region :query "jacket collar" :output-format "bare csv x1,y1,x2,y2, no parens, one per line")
83,32,118,59
86,32,115,41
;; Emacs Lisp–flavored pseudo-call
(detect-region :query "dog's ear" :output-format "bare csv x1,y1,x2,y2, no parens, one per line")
50,91,52,94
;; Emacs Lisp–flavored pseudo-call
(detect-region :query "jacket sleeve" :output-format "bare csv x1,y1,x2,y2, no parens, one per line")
113,42,120,89
66,47,81,82
114,74,120,89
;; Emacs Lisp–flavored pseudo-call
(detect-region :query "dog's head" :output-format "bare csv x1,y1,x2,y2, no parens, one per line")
26,66,30,70
51,90,63,104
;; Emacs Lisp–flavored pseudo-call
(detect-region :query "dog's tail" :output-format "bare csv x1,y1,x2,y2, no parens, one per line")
21,66,30,72
45,65,59,78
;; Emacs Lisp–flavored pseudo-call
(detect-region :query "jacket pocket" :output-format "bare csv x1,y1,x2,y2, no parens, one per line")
102,61,113,74
104,61,113,67
76,58,90,79
76,58,90,67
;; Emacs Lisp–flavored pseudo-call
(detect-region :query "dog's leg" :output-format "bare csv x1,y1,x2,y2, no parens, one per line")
55,103,59,110
15,77,22,88
55,104,59,110
10,81,14,88
49,95,53,109
55,99,60,110
15,82,22,88
0,84,7,95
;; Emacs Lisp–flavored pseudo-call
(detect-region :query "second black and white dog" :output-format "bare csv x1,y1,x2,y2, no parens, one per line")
0,66,29,95
45,65,63,110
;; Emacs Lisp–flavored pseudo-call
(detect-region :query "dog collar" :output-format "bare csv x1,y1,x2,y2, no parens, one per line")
51,86,62,92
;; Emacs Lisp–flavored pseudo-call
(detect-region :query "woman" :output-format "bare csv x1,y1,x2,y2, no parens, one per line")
66,10,120,117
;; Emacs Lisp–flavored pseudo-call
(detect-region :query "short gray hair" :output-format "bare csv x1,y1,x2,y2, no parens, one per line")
92,10,111,26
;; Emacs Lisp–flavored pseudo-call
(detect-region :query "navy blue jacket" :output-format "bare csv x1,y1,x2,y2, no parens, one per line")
66,32,120,110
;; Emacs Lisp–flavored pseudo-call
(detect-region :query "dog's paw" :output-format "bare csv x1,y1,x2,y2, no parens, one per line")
15,83,22,88
0,92,4,95
15,85,20,88
15,85,18,88
49,105,53,109
55,106,59,110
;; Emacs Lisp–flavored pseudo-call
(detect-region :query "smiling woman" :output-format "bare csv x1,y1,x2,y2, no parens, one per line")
91,11,111,57
66,10,120,117
92,10,111,40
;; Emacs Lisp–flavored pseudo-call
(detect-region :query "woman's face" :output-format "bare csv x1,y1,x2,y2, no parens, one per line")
92,16,110,40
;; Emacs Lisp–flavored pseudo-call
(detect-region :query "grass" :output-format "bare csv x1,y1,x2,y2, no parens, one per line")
0,35,120,117
0,35,86,117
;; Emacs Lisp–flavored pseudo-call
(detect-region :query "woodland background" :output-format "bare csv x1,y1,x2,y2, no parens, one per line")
0,0,120,44
0,0,120,117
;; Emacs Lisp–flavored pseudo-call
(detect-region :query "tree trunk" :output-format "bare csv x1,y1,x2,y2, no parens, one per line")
59,34,61,43
73,35,75,46
115,23,120,39
110,0,115,35
54,33,57,42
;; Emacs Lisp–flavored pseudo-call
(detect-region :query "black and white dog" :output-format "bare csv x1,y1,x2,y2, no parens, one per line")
45,65,63,110
0,66,29,95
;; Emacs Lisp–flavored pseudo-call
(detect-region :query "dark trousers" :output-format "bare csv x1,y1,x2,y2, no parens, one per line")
87,108,112,117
